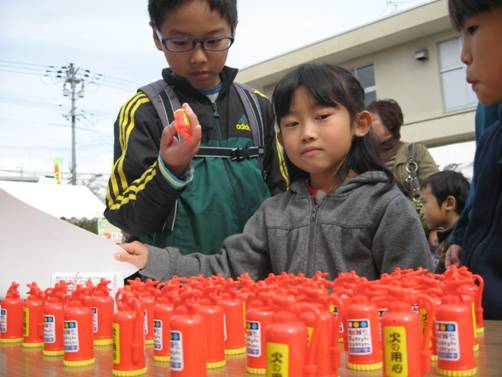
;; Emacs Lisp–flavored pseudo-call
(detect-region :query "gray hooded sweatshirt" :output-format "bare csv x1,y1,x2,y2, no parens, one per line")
142,171,432,281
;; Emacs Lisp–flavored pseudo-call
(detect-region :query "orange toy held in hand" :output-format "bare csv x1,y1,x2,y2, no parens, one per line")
174,109,192,142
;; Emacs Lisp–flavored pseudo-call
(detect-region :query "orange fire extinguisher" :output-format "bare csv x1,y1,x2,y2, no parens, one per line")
195,294,226,369
265,300,320,377
435,295,477,377
299,293,344,377
446,280,480,352
446,267,485,336
246,300,275,374
112,288,147,376
219,286,246,355
152,287,174,362
23,282,45,348
382,292,435,377
169,302,208,377
43,286,67,356
63,286,95,367
91,278,114,346
0,282,24,344
132,278,157,346
346,295,382,371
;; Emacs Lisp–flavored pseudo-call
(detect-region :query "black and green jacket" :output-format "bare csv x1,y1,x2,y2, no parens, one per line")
105,66,288,254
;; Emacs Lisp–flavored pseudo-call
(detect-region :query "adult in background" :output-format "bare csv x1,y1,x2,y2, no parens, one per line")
367,99,438,200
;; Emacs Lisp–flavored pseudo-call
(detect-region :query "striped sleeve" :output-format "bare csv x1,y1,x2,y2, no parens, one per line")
106,93,158,210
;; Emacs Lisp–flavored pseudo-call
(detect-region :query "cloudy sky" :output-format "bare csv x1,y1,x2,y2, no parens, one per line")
1,0,475,181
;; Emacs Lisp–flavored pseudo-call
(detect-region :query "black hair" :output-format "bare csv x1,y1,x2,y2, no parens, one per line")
148,0,238,33
448,0,502,30
366,99,403,140
420,170,470,214
272,63,393,187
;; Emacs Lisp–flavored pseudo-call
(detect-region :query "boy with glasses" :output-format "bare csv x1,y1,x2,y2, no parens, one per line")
105,0,287,259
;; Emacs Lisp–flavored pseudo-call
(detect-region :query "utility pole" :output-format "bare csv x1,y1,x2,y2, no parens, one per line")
44,63,102,185
66,63,81,185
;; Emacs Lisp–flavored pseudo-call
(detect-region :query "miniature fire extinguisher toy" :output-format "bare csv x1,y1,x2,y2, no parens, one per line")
435,295,477,377
23,282,45,348
43,284,67,356
381,290,435,377
0,282,24,344
92,278,114,346
63,286,95,367
174,108,192,142
345,295,382,371
169,296,208,377
152,284,174,362
112,288,147,376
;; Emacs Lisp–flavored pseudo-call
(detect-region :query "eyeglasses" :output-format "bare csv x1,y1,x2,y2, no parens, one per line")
155,29,234,52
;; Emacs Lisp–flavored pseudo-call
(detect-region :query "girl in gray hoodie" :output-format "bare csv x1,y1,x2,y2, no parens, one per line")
116,63,432,281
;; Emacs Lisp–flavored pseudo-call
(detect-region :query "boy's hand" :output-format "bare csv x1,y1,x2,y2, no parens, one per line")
445,244,462,268
160,103,202,177
114,241,149,269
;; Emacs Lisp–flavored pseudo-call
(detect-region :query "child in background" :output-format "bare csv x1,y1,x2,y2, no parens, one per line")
447,0,502,319
419,171,469,273
115,63,432,281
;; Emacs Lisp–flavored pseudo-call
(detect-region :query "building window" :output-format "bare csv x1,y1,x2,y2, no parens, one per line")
438,37,477,111
352,64,376,106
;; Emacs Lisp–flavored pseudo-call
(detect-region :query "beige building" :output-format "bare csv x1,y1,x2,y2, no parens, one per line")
237,0,477,148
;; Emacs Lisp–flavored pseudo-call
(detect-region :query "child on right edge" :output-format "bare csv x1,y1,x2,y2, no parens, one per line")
419,171,469,274
115,63,432,281
446,0,502,319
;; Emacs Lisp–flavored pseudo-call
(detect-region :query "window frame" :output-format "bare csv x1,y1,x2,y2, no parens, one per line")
351,63,377,106
437,36,477,112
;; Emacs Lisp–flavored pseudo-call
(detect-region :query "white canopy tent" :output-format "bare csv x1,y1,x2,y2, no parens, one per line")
0,180,105,219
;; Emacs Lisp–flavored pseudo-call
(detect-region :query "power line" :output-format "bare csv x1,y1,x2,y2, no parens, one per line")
0,59,139,90
0,116,96,132
0,94,114,118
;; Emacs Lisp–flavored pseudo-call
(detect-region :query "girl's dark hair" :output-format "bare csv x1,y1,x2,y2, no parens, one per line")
148,0,238,33
448,0,502,30
272,63,393,187
420,170,470,214
366,99,403,140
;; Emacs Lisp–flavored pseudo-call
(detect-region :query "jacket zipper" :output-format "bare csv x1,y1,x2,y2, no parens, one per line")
211,101,223,145
306,200,320,275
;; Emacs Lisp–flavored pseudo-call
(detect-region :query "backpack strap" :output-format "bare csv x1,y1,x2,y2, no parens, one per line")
138,80,181,232
139,80,265,163
233,83,265,149
139,80,181,129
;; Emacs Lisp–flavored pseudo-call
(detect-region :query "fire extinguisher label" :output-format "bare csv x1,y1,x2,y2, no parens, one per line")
246,320,261,357
435,321,460,361
64,320,79,352
91,307,98,333
23,308,29,337
348,319,373,355
113,323,120,364
154,320,163,351
44,315,56,343
266,342,289,376
170,330,184,371
383,326,409,376
0,308,7,333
